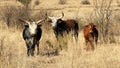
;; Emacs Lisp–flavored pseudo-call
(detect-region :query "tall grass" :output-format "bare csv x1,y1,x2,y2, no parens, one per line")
0,0,120,68
0,18,120,68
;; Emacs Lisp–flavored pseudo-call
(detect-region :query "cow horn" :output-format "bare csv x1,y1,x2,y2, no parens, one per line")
19,18,30,24
46,12,53,19
36,13,48,24
58,12,64,19
36,18,46,24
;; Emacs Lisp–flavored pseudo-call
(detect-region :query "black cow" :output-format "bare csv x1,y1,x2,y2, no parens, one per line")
47,12,79,41
20,19,45,56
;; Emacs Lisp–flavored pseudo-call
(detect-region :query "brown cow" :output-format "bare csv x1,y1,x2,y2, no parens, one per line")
47,12,79,41
83,23,98,51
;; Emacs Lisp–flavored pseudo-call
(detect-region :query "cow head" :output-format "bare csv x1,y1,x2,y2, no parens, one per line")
20,19,45,35
87,23,96,33
47,12,64,27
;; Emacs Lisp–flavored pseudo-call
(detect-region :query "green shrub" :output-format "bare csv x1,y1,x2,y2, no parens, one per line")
18,0,32,5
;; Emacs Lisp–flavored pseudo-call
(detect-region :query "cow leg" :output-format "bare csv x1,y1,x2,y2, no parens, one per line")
30,45,35,56
85,40,89,51
31,49,34,56
29,46,32,56
54,31,59,40
27,46,30,56
74,31,78,42
29,42,35,56
87,36,94,51
37,42,39,55
89,41,94,51
30,48,34,56
95,36,98,47
27,47,30,56
87,42,91,51
25,41,30,56
85,41,91,51
94,33,98,47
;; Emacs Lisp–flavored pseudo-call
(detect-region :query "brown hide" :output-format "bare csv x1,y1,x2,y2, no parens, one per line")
83,23,98,51
57,19,76,30
53,19,79,41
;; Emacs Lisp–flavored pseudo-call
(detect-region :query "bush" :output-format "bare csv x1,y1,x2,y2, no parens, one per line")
0,4,47,29
18,0,32,6
93,0,114,43
0,5,25,29
81,0,90,4
34,0,40,5
59,0,67,5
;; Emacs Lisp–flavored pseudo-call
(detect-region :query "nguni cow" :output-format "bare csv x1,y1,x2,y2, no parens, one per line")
47,12,79,41
20,18,45,56
83,23,98,51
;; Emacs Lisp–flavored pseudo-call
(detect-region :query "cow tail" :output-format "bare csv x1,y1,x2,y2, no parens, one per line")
75,21,79,32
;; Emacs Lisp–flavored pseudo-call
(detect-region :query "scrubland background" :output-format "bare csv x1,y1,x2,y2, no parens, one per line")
0,0,120,68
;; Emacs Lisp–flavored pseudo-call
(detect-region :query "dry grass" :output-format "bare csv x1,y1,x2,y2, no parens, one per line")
0,20,120,68
0,0,120,68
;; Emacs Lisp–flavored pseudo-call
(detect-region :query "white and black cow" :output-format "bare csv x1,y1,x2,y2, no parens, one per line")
20,19,45,56
47,12,79,41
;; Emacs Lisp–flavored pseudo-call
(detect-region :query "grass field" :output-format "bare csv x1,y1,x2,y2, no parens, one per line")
0,0,120,68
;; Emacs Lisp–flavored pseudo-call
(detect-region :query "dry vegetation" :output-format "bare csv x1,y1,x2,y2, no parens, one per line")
0,0,120,68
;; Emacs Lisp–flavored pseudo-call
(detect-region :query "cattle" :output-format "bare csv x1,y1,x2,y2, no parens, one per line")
83,23,98,51
47,12,79,41
20,19,45,56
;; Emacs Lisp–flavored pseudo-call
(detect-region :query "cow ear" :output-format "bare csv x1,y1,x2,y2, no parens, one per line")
94,25,98,29
57,19,62,23
88,24,92,28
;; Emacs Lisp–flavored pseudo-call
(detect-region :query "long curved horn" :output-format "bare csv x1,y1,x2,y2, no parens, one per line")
36,13,48,24
48,15,53,19
36,18,46,24
46,12,53,19
19,18,30,24
58,12,64,19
